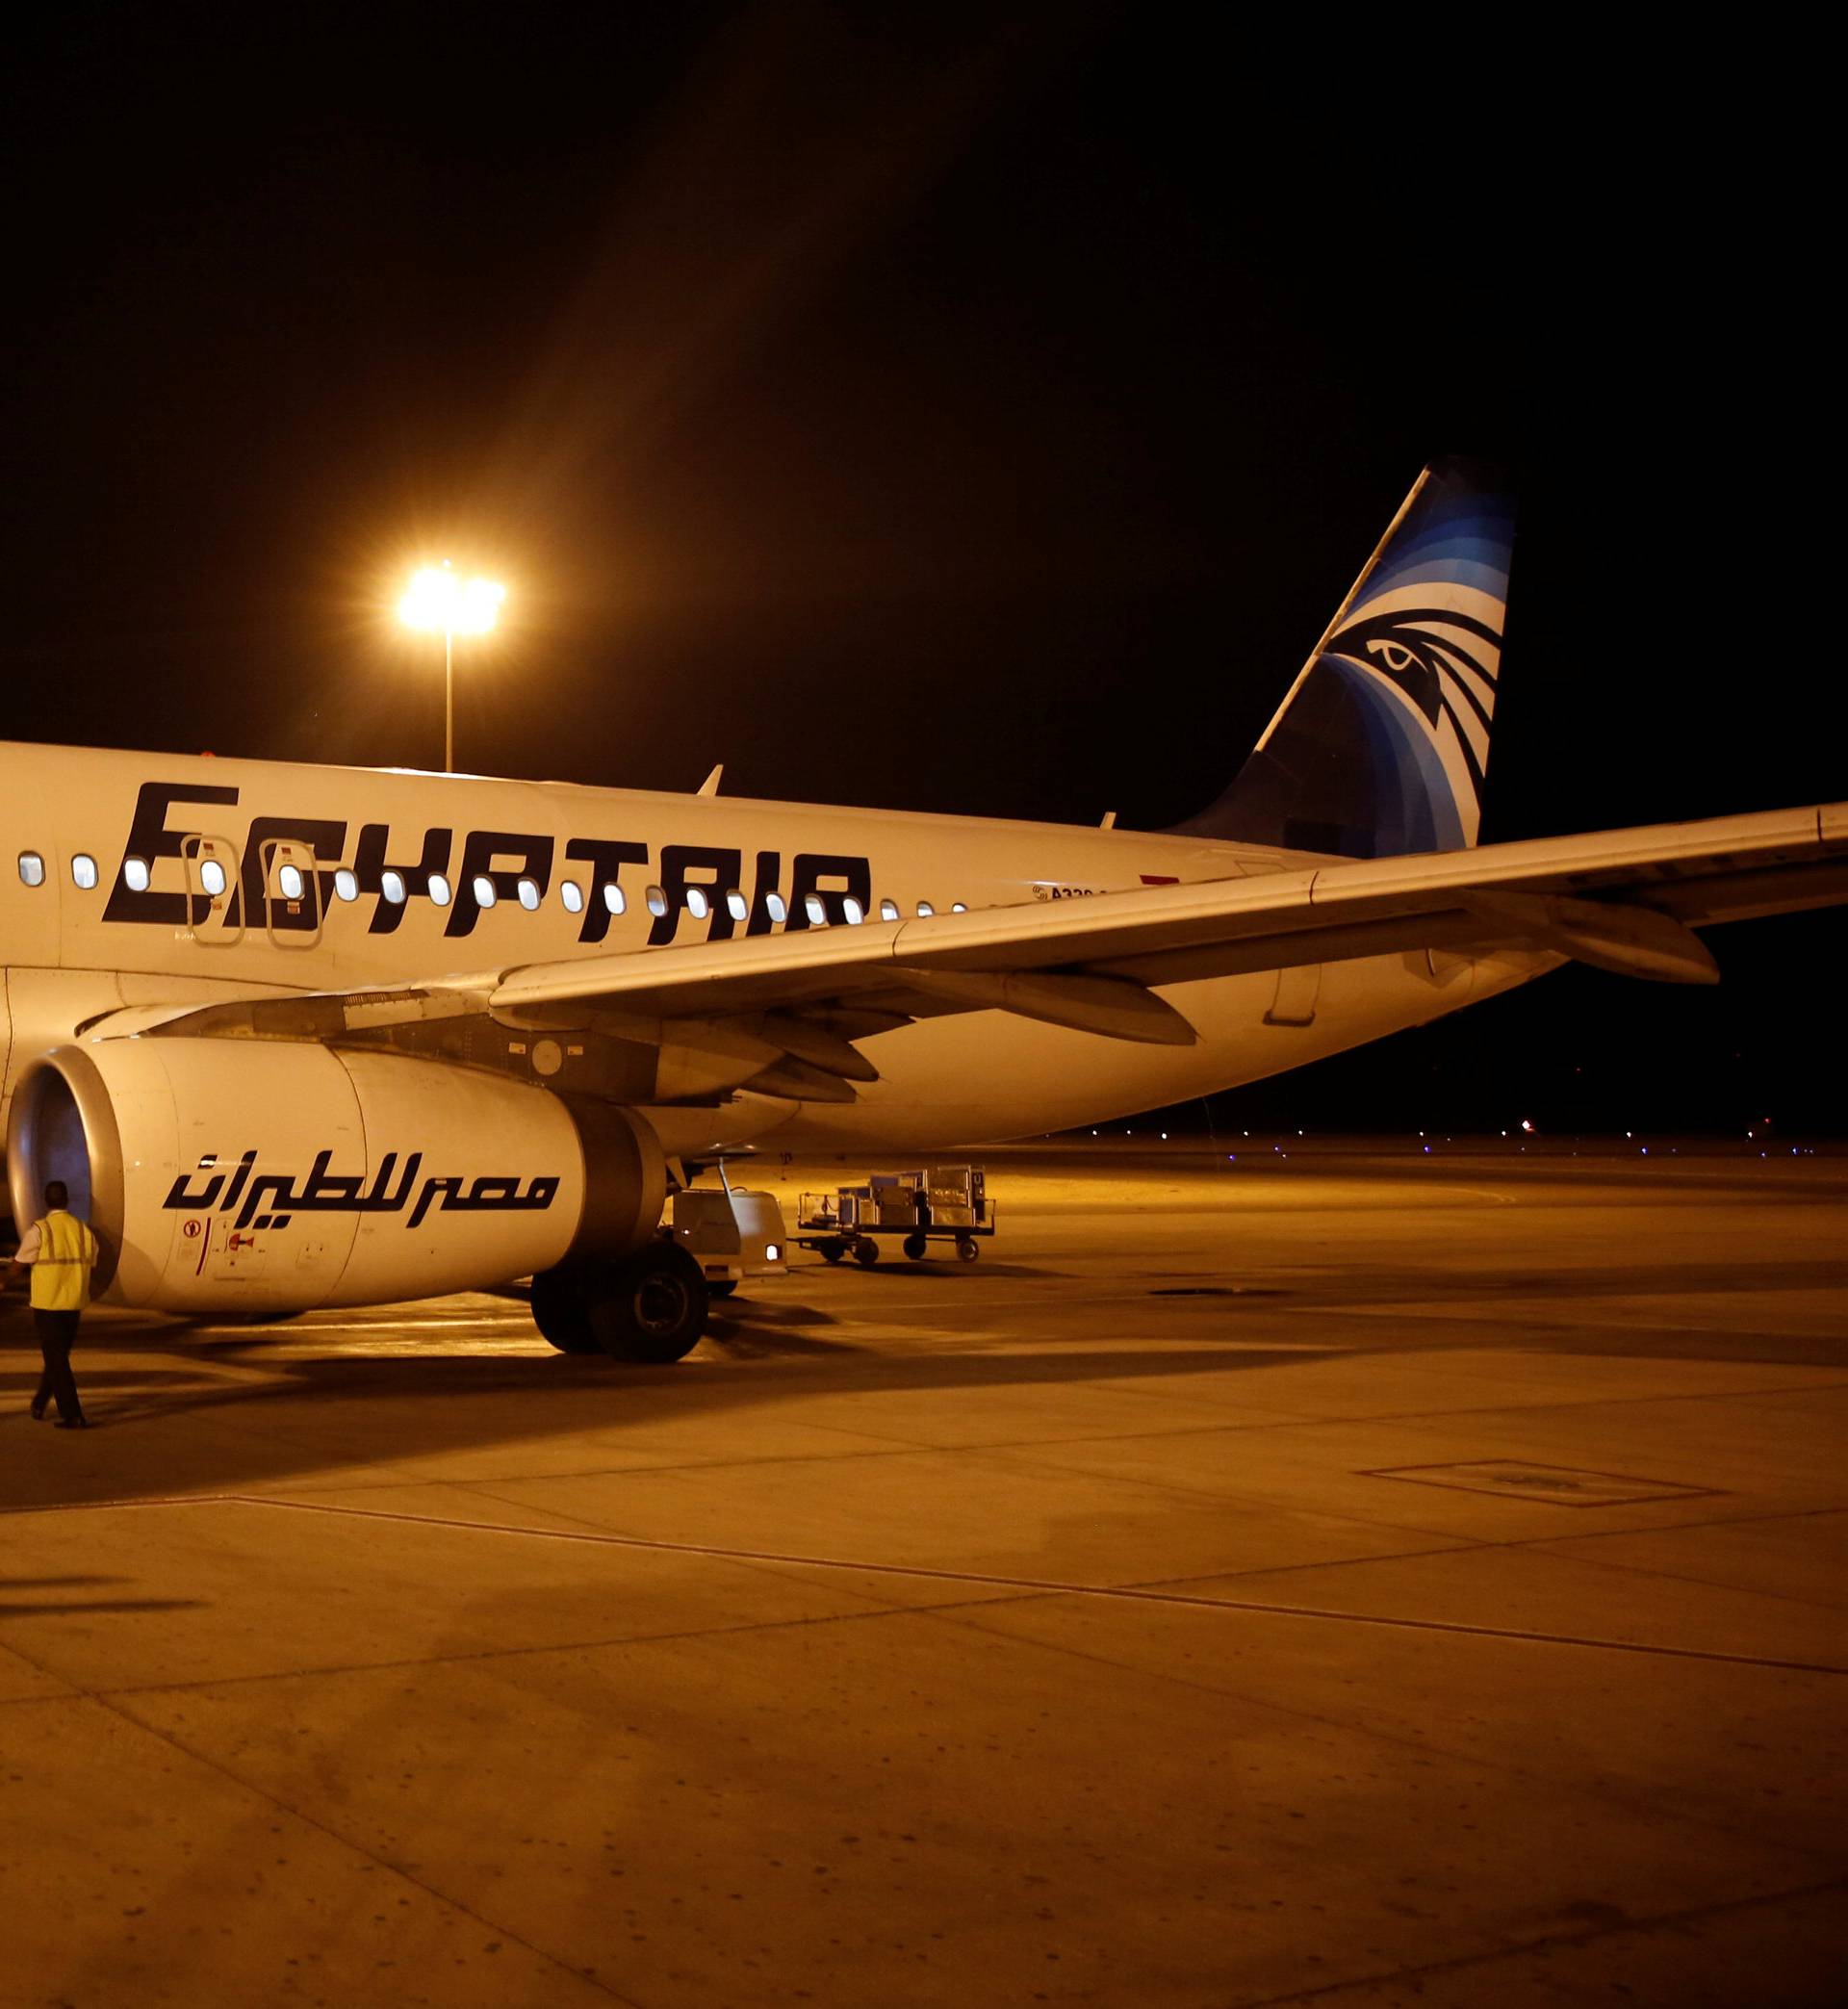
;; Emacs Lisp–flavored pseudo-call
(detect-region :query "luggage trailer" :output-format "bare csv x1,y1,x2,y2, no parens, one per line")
794,1166,995,1267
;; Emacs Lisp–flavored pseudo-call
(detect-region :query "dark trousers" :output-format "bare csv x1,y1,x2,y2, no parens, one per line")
33,1309,84,1422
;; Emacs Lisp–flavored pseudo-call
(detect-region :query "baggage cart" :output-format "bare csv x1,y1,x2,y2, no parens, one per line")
794,1166,994,1266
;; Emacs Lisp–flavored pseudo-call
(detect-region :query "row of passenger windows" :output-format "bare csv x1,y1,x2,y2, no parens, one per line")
15,850,970,922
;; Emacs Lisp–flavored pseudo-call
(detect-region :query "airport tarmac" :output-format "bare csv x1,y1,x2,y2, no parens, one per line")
2,1142,1844,2007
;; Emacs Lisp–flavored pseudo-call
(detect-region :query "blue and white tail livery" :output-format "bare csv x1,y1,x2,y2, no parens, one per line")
1186,458,1515,858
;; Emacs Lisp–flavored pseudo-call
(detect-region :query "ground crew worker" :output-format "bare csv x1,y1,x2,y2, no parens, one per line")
6,1180,99,1429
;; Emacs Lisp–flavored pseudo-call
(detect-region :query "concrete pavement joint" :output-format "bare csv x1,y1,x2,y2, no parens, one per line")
1126,1506,1848,1612
1236,1875,1848,2006
954,1435,1769,1552
26,1489,1812,1888
17,1588,1055,1706
8,1485,1842,1670
11,1470,1839,1609
203,1493,1848,1676
915,1601,1848,1873
84,1687,652,2008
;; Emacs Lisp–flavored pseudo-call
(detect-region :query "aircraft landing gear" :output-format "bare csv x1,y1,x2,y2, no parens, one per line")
531,1243,709,1362
591,1243,708,1361
530,1265,601,1352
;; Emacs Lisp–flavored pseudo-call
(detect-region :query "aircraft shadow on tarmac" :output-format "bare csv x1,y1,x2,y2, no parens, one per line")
4,1227,1842,1509
0,1304,1347,1511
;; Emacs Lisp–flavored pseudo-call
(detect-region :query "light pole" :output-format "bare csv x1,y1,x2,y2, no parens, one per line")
398,561,506,771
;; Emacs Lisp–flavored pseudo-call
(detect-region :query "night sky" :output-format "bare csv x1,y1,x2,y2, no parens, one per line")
2,8,1836,1133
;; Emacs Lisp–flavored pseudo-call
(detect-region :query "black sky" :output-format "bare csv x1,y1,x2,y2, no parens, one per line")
2,6,1836,1131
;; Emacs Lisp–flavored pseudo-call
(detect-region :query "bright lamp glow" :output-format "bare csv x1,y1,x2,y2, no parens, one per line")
398,562,505,635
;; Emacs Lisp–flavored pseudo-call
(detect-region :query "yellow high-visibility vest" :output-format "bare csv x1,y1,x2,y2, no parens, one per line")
30,1210,97,1312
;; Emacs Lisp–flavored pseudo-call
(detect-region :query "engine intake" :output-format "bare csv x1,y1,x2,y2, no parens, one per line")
6,1041,664,1316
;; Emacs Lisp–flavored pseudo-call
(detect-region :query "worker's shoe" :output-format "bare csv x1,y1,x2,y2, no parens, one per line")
53,1416,89,1429
29,1398,48,1420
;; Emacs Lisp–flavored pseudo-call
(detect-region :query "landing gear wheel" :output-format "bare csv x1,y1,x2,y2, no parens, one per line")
955,1235,979,1262
903,1232,929,1261
820,1241,845,1264
530,1266,601,1353
589,1243,708,1363
853,1237,880,1267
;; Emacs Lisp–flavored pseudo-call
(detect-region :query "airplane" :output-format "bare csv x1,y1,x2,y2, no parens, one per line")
4,459,1843,1361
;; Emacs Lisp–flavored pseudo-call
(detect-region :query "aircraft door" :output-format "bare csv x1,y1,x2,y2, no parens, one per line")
181,834,244,945
259,838,323,948
0,973,12,1175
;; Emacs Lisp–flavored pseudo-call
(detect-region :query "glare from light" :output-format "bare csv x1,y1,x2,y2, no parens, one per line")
398,561,506,635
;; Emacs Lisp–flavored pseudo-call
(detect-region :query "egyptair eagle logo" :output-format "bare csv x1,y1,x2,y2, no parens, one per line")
1323,602,1502,814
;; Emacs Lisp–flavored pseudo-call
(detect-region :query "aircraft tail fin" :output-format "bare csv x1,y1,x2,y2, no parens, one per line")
1180,458,1515,857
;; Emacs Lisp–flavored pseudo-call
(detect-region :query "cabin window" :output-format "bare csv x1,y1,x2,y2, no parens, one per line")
952,902,968,913
804,894,827,926
380,871,407,905
123,856,152,892
603,882,626,914
333,868,358,902
685,887,710,920
841,895,864,925
915,900,934,917
427,873,452,907
277,863,306,902
645,885,667,918
517,878,541,911
560,880,584,914
71,854,98,890
879,898,898,921
17,851,46,888
725,889,747,921
766,891,788,924
473,875,497,909
200,859,229,898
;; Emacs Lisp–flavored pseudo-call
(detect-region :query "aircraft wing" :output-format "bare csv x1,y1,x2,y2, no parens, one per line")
115,802,1847,1090
488,800,1848,1019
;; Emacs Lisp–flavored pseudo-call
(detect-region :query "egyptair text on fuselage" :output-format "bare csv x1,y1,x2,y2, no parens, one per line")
106,781,875,945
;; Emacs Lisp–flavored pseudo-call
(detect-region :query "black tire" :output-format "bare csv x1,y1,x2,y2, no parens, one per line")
820,1242,845,1264
589,1243,708,1363
956,1236,979,1262
530,1265,602,1352
706,1278,738,1299
853,1237,880,1267
903,1232,928,1261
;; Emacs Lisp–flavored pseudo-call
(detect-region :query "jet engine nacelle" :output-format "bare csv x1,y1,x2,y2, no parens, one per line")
6,1041,664,1316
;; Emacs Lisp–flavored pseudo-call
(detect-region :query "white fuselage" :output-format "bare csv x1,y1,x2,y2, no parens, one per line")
0,742,1551,1167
